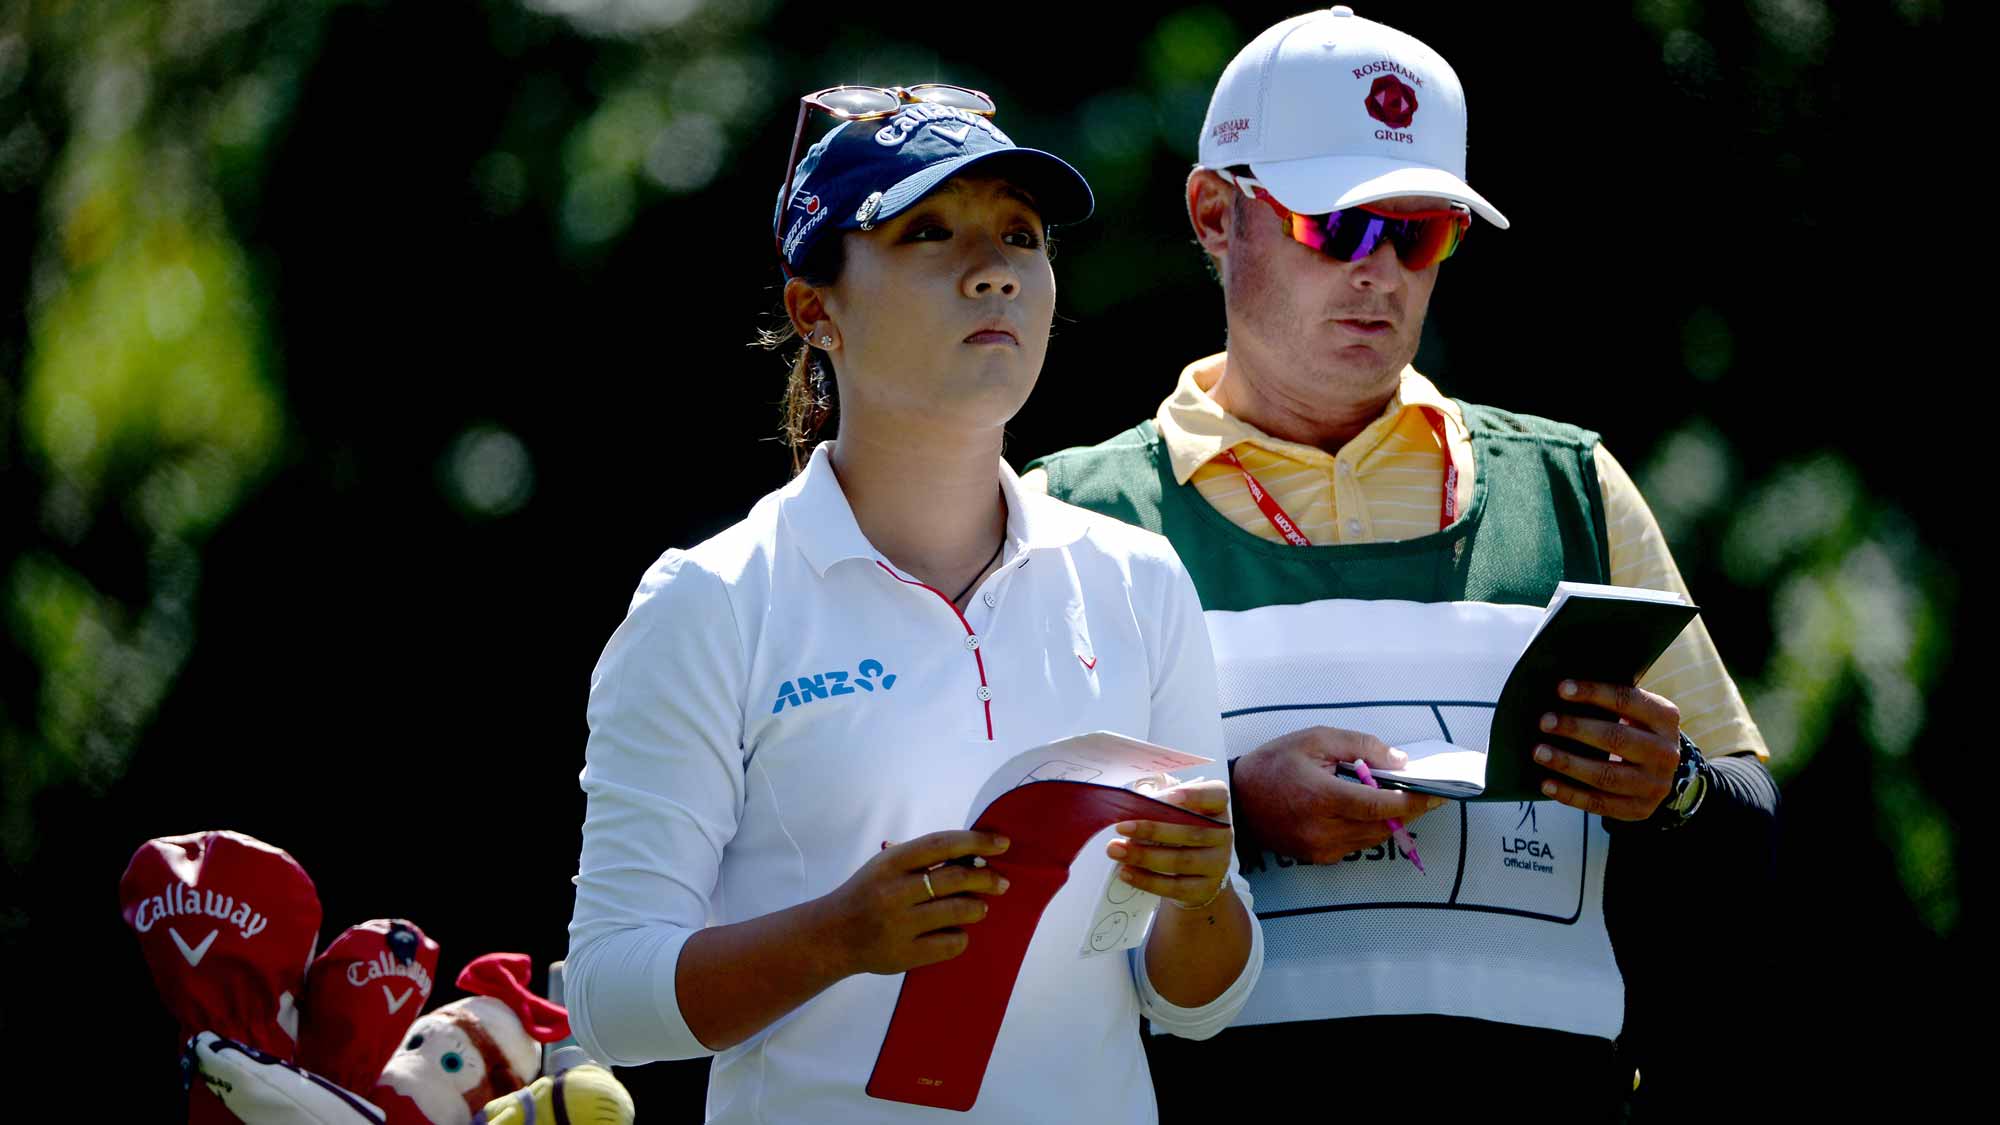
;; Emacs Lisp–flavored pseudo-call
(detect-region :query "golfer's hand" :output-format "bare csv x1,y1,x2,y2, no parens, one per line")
1107,780,1234,908
819,830,1010,975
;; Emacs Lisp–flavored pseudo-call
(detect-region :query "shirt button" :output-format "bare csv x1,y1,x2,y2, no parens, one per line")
983,591,997,608
1337,462,1352,476
1346,518,1364,537
964,634,981,651
976,686,993,702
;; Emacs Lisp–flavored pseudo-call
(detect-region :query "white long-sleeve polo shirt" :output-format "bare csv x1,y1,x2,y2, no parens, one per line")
566,443,1261,1124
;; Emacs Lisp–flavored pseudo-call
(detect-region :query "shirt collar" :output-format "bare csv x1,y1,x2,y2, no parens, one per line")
1396,369,1466,437
1154,352,1466,484
780,442,879,577
782,441,1089,578
1000,453,1093,553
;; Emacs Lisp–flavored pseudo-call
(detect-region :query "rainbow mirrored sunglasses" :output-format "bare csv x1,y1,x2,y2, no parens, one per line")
775,84,998,269
1214,167,1471,271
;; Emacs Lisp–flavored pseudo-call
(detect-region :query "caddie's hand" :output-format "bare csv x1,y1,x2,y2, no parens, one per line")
1533,680,1681,821
820,830,1011,976
1232,727,1447,865
1107,780,1234,909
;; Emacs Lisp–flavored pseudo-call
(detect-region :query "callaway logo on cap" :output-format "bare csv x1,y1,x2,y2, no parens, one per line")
774,105,1094,274
1198,5,1509,228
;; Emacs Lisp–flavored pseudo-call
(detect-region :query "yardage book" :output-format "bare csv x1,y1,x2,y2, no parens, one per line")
1336,582,1699,802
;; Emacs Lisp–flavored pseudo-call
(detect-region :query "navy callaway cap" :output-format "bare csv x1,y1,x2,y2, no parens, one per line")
775,103,1095,274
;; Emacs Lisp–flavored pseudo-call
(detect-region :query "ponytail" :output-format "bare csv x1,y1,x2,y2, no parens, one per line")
771,328,834,476
757,238,845,475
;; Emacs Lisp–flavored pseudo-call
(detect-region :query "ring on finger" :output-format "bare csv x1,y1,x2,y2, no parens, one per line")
922,871,937,900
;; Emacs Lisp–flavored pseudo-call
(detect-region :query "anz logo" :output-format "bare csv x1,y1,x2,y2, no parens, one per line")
771,659,897,714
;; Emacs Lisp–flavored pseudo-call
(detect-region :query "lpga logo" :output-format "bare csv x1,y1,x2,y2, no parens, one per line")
1515,803,1538,832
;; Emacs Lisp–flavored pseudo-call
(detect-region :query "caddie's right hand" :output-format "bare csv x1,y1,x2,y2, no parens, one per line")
820,830,1011,976
1231,727,1447,864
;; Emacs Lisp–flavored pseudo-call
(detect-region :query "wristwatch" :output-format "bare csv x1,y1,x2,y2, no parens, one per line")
1608,732,1708,833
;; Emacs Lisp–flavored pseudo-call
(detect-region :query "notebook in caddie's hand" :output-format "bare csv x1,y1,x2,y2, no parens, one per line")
1336,582,1699,804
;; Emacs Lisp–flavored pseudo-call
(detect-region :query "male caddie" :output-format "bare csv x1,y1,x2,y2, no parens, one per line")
1026,6,1778,1116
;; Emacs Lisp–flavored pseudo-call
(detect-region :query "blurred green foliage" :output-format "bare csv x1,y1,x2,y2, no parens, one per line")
1638,433,1955,933
0,0,1964,942
3,0,327,859
0,1,1966,1113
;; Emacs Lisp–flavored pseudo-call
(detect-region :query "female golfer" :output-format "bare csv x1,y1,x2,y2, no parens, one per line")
565,84,1260,1123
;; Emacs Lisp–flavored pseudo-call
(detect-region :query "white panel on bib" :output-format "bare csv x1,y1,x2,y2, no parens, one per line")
1207,597,1623,1039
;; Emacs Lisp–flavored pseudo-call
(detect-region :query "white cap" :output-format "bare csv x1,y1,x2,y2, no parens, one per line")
1197,5,1508,229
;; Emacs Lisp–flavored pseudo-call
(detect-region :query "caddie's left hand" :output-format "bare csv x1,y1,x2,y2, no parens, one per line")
1533,680,1681,821
1105,780,1235,909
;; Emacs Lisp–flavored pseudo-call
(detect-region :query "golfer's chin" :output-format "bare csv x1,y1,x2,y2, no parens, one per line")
1308,337,1411,388
948,349,1042,413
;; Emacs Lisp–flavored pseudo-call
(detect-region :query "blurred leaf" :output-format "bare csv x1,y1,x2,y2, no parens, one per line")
442,424,537,520
1681,305,1731,383
1661,28,1722,91
1721,455,1859,585
1875,772,1958,937
1750,0,1832,62
1708,449,1955,934
1143,6,1238,87
1634,418,1734,547
1633,0,1704,35
24,216,279,537
526,0,704,39
2,0,319,865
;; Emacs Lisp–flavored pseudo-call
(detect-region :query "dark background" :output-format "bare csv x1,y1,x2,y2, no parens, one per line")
0,0,1965,1115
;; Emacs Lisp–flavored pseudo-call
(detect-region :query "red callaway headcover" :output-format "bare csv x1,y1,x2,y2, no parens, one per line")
457,953,570,1043
299,919,442,1092
120,830,323,1058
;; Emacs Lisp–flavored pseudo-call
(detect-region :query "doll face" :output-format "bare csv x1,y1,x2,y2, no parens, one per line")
376,994,538,1125
377,1001,523,1124
390,1013,487,1099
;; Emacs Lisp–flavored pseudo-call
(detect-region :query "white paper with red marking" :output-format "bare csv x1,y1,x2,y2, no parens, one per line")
959,731,1212,959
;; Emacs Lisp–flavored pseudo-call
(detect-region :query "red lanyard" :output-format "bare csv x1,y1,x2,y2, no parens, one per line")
1215,408,1458,547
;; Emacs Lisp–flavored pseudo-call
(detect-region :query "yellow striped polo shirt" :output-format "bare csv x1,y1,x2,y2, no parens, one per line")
1023,352,1767,760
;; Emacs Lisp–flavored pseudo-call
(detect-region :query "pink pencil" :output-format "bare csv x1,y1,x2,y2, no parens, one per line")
1351,760,1426,875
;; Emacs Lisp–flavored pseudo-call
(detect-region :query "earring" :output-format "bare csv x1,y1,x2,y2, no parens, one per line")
818,334,834,347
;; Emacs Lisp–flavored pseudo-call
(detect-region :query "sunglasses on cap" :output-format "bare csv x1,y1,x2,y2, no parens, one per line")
1214,167,1471,271
775,83,998,269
